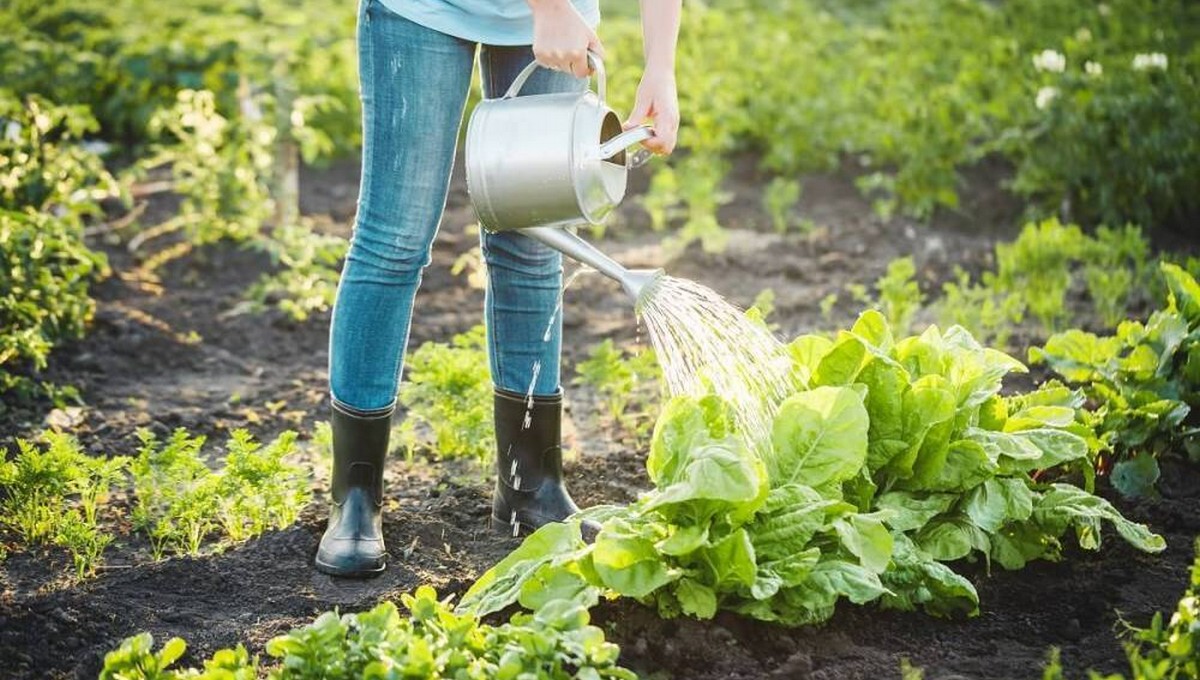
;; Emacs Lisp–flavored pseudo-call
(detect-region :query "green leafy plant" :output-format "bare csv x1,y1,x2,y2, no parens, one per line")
460,311,1164,627
935,219,1151,347
244,220,347,322
130,428,218,558
102,586,636,679
875,257,925,336
573,340,662,445
1083,225,1151,329
746,288,780,333
217,429,311,542
762,177,802,234
935,267,1025,350
398,325,495,461
137,88,273,247
1009,35,1200,230
0,93,115,403
1031,262,1200,497
131,427,311,558
54,510,113,579
0,431,125,577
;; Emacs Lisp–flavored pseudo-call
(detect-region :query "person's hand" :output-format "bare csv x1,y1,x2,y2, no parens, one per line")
624,66,679,155
529,0,604,78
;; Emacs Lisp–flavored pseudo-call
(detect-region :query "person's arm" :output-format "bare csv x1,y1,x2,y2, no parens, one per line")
624,0,682,154
528,0,604,78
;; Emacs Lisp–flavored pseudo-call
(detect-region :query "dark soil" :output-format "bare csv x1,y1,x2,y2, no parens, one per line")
1,155,1196,680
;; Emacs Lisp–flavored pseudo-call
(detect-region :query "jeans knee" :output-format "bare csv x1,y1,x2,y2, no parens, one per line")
345,222,432,282
482,232,562,277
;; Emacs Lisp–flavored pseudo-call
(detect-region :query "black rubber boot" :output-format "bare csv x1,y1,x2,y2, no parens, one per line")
491,388,597,540
315,403,391,577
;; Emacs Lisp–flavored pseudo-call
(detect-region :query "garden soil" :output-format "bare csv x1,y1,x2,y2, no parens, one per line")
1,156,1197,680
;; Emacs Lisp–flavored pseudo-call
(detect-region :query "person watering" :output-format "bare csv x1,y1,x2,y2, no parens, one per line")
317,0,682,577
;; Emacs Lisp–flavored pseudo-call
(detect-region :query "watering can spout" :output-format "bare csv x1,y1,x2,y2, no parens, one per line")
520,225,664,302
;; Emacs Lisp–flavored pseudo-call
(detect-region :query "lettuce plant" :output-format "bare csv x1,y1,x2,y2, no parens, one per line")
1032,262,1200,497
460,311,1165,626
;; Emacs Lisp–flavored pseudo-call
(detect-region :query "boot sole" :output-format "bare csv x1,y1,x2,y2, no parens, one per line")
314,555,387,578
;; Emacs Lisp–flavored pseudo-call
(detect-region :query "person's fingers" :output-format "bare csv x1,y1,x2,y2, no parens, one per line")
565,46,589,77
641,108,679,154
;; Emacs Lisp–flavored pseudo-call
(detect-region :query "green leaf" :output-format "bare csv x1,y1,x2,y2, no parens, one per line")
851,309,895,351
518,562,600,612
833,514,894,573
657,523,710,556
1033,483,1165,554
806,558,889,605
909,439,996,492
648,397,710,487
988,521,1052,570
644,436,764,517
752,547,821,600
769,386,870,488
675,577,718,619
860,357,910,470
1111,454,1161,499
458,521,587,616
963,478,1034,532
1161,262,1200,323
789,335,835,386
996,428,1090,473
915,515,990,561
748,484,838,560
1030,330,1122,383
700,528,757,590
593,518,679,597
881,533,979,617
875,491,957,532
813,333,867,386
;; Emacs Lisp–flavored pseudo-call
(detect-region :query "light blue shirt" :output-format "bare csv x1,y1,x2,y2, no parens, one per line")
381,0,601,46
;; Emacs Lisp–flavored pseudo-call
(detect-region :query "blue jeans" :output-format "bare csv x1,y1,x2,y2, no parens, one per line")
329,0,586,415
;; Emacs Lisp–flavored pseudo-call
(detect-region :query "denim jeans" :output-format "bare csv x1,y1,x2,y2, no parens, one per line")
329,0,586,415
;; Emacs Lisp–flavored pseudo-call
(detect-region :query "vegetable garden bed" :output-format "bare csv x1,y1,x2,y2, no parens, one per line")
1,157,1197,679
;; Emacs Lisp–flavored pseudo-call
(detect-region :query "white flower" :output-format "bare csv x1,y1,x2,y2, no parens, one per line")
1098,3,1111,16
3,120,20,142
1035,86,1059,110
1033,49,1067,73
1085,61,1103,76
80,140,112,156
1132,53,1168,71
1076,28,1092,42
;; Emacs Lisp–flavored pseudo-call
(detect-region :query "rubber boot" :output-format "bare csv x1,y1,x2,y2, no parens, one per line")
491,388,597,540
315,403,391,577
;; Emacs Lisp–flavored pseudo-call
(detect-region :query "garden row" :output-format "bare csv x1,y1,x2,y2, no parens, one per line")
88,262,1200,676
0,427,311,577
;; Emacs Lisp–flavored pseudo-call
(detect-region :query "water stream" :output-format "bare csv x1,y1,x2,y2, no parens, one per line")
635,275,792,455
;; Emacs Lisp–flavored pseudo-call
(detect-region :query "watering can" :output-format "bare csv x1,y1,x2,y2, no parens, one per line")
465,52,664,300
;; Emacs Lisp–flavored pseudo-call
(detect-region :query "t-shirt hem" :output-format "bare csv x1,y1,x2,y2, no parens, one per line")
379,0,601,47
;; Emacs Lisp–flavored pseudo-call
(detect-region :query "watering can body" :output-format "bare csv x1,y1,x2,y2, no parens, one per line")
464,54,661,301
465,54,653,233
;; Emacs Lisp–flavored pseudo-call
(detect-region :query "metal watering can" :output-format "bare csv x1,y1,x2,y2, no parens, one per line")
465,53,663,300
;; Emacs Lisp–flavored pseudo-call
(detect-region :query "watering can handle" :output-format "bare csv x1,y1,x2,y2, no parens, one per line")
503,50,606,103
597,125,656,165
